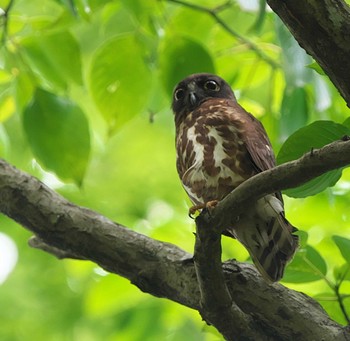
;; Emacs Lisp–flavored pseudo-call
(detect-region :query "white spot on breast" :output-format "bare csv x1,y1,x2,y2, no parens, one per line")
186,125,204,165
207,127,243,183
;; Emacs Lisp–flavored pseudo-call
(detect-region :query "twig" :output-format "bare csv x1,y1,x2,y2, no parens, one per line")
166,0,280,69
1,0,15,44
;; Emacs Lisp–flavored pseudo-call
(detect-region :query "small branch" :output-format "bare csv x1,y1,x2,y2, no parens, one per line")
29,236,86,260
335,284,350,324
166,0,280,69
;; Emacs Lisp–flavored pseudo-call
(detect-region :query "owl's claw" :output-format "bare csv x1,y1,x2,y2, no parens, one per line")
188,200,219,219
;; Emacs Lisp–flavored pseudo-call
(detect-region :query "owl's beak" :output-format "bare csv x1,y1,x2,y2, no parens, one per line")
189,92,197,106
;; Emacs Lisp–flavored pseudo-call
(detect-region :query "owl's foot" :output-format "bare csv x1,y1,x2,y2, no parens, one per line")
188,200,219,218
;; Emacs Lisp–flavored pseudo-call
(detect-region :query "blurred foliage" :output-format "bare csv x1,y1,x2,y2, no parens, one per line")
0,0,350,340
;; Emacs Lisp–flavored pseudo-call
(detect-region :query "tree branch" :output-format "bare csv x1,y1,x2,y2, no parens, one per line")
1,140,350,340
267,0,350,107
205,138,350,233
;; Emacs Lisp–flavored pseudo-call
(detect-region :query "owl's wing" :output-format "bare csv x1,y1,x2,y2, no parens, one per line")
227,103,298,282
241,112,276,172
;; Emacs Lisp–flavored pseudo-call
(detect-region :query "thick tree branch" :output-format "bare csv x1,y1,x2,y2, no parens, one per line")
1,140,350,340
267,0,350,106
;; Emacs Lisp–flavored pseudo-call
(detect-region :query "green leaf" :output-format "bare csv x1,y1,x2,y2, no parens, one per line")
343,116,350,129
89,35,151,133
307,62,326,76
296,230,308,249
277,120,350,197
333,264,350,282
283,245,327,283
23,89,90,184
333,235,350,264
280,86,308,138
159,36,215,96
276,18,312,86
21,31,83,91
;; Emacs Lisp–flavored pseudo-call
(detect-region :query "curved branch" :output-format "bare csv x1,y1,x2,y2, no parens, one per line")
207,139,350,232
1,139,350,340
267,0,350,106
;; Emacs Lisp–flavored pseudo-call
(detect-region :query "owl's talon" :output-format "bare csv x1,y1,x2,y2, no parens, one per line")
206,200,219,210
188,200,219,218
188,204,205,218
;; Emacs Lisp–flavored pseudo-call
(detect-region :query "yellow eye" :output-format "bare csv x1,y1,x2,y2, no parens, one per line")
174,88,185,101
204,80,220,91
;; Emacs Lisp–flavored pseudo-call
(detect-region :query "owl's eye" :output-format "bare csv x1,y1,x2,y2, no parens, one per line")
204,80,220,91
174,88,185,101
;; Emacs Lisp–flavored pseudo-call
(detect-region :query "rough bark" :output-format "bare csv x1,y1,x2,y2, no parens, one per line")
1,139,350,340
267,0,350,107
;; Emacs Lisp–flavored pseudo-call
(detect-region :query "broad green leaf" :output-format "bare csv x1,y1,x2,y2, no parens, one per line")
89,35,151,133
23,89,90,184
277,120,350,197
280,86,308,138
333,235,350,264
283,245,327,283
21,31,83,91
343,116,350,129
159,36,215,96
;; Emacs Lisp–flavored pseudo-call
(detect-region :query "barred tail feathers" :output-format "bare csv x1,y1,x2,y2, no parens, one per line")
230,195,299,282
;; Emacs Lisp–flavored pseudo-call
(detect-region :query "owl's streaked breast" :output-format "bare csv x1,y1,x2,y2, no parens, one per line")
175,101,251,204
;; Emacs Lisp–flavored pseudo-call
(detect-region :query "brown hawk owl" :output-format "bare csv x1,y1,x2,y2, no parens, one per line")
172,73,298,282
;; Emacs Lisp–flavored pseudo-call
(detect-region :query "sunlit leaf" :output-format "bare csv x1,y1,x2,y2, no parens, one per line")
283,245,327,283
333,235,350,264
159,35,215,96
23,88,90,184
277,120,350,197
21,30,83,91
0,90,15,122
89,35,151,133
307,61,326,76
8,0,65,34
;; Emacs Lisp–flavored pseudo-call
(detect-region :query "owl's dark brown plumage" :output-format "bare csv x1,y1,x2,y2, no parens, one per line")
172,73,298,282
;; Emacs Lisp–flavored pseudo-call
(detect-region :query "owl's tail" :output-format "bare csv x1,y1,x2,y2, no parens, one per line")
228,195,299,282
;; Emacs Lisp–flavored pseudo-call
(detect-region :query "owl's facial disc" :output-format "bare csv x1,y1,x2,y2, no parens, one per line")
172,73,236,116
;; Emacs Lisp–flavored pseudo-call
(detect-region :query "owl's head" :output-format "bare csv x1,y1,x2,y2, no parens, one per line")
172,73,236,116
